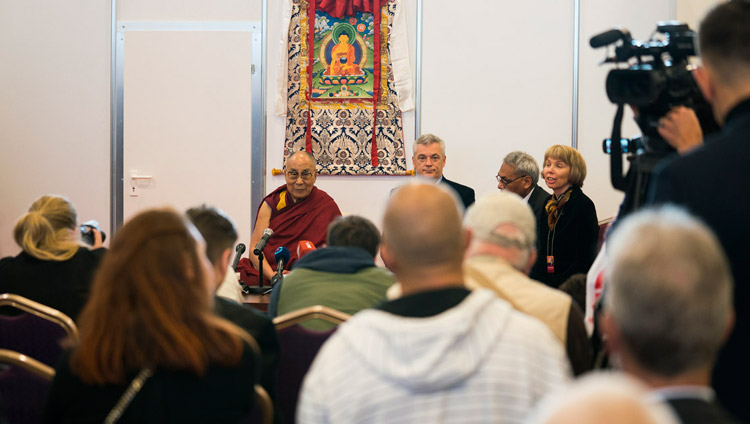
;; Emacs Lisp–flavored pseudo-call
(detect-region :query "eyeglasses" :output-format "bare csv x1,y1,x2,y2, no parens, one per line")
496,174,525,185
285,170,314,181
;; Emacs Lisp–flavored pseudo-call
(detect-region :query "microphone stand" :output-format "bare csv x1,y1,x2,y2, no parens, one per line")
245,250,272,295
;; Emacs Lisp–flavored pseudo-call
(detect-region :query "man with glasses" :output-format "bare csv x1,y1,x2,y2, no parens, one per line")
497,151,549,218
412,133,475,209
243,151,341,284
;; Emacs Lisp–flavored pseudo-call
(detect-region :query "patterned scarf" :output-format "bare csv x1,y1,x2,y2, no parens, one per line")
545,187,573,230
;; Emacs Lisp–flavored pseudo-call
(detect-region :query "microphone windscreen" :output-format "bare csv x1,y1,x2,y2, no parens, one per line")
274,246,291,263
297,240,316,258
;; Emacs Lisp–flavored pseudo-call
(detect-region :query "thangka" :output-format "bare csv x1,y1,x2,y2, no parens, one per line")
283,0,409,175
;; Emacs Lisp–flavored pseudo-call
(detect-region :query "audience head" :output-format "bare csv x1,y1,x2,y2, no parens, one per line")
603,207,733,382
326,215,381,258
542,145,587,196
412,133,447,180
72,208,252,385
497,151,540,197
13,195,79,261
186,205,238,286
285,150,318,202
464,191,537,273
382,183,468,293
527,373,679,424
694,1,750,124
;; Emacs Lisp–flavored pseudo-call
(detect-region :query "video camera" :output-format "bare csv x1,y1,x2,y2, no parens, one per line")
590,21,713,214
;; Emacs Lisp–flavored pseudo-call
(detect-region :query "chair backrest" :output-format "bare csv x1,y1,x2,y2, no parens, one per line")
0,349,55,424
272,305,351,330
0,293,79,367
273,306,349,424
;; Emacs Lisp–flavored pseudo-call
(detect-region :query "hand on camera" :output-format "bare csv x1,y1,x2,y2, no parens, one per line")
658,106,703,154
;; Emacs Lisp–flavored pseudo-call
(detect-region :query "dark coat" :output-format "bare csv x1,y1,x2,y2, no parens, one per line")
214,296,280,418
0,247,106,321
441,176,475,210
648,98,750,422
529,185,598,289
666,397,738,424
528,183,550,218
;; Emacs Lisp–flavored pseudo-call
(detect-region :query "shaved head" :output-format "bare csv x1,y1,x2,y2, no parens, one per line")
288,150,316,168
285,150,317,202
383,183,466,278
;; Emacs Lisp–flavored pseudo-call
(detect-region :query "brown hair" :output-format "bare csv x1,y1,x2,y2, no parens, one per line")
186,205,238,264
71,208,253,385
13,195,79,261
699,1,750,85
543,145,587,187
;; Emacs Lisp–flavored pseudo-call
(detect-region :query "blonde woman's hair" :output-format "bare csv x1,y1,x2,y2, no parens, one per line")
13,195,79,261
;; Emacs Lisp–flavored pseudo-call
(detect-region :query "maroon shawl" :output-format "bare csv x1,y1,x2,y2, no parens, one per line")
239,185,341,285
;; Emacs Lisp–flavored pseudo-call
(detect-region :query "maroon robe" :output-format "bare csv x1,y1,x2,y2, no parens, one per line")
238,185,341,286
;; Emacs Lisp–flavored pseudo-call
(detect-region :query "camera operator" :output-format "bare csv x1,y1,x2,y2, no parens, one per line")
657,105,703,154
648,1,750,421
0,195,106,322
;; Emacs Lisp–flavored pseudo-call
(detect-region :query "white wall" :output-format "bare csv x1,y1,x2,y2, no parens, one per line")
0,0,721,256
0,0,111,257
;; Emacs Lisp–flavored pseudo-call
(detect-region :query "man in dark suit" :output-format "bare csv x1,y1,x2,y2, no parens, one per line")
412,133,475,209
648,3,750,420
186,205,281,421
496,151,549,217
601,208,736,424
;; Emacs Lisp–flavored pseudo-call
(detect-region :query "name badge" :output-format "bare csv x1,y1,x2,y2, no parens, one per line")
546,255,555,273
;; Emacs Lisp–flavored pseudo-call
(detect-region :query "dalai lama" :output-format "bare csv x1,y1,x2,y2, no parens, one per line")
239,151,341,286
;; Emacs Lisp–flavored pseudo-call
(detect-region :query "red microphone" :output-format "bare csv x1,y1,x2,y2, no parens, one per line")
297,240,316,258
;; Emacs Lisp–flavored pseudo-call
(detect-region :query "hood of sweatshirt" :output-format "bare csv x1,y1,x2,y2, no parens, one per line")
335,289,513,392
292,246,375,274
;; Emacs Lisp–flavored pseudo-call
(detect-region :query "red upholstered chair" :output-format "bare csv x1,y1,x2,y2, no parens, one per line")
0,348,55,424
0,293,79,367
272,306,350,424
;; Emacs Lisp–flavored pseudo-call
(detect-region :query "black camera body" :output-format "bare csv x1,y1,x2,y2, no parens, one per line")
80,220,106,246
591,21,718,215
592,21,702,154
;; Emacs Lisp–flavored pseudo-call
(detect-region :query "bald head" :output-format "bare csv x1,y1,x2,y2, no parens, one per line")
382,183,466,283
285,151,317,202
527,373,678,424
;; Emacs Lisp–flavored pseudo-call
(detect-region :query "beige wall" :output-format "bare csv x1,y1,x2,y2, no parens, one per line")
0,0,721,256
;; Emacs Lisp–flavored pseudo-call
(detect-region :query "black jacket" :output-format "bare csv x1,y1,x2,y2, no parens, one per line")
649,98,750,422
529,185,598,288
441,176,475,210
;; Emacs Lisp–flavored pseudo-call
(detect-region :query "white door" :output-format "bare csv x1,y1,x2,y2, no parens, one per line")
121,24,257,246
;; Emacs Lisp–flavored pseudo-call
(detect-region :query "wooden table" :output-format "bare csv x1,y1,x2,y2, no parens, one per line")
243,292,271,313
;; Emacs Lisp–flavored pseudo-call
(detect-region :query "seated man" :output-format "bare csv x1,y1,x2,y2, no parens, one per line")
240,151,341,285
186,205,281,413
298,183,569,423
496,150,549,217
412,133,475,209
464,192,591,375
601,207,737,423
272,215,395,329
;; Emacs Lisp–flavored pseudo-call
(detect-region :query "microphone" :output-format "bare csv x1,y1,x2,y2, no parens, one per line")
253,228,274,255
589,28,630,48
274,246,291,279
297,240,316,259
232,243,246,271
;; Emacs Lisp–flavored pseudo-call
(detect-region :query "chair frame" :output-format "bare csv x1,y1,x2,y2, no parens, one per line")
272,305,351,330
253,384,274,424
0,293,79,342
0,348,55,380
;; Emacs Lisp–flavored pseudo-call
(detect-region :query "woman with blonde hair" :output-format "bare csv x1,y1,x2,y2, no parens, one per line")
529,145,599,288
0,195,105,320
44,208,259,423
